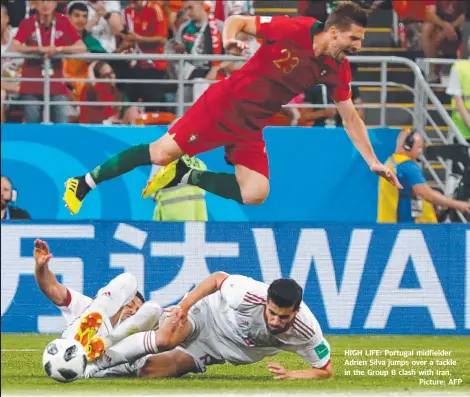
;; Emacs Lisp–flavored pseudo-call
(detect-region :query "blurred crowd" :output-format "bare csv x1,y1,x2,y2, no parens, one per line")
0,0,255,125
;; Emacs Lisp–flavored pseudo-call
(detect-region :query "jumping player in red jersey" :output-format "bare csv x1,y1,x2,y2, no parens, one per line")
64,1,402,215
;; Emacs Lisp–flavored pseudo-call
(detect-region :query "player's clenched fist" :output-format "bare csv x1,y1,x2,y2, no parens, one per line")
224,39,249,56
34,239,53,267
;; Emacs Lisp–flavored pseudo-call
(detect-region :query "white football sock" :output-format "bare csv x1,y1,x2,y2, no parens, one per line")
87,272,138,319
180,170,192,185
85,173,97,189
106,301,162,346
92,331,158,372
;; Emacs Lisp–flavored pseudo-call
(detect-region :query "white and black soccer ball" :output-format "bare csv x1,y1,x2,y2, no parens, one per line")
42,338,87,383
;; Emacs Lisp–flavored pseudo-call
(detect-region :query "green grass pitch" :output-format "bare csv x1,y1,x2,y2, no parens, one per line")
1,334,469,394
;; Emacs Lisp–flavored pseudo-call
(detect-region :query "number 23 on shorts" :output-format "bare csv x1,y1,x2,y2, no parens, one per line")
273,49,299,75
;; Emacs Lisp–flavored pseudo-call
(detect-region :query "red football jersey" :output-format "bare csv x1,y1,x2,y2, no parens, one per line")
211,16,352,133
124,2,168,70
14,13,81,95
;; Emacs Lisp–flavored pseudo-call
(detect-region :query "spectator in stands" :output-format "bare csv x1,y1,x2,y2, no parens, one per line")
80,60,139,124
1,176,31,220
25,1,69,16
392,0,435,50
210,0,254,21
350,0,387,11
298,0,329,21
121,0,169,112
175,0,224,102
421,0,466,82
86,0,123,53
159,0,184,36
65,1,107,122
163,6,189,105
1,5,22,123
173,6,190,36
1,0,26,28
446,38,470,142
10,1,86,124
377,128,470,223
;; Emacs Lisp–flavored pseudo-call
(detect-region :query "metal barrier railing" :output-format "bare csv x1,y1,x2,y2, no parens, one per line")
416,57,460,79
1,53,465,141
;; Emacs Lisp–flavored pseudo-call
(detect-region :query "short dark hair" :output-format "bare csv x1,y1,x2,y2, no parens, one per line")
68,2,88,15
93,61,109,78
135,291,145,304
325,1,368,31
267,279,303,311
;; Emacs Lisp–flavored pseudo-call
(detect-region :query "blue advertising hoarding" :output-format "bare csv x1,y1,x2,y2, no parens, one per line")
1,221,469,335
1,124,399,222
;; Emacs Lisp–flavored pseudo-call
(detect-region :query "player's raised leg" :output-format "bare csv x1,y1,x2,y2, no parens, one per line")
144,140,270,205
71,272,138,360
63,133,184,215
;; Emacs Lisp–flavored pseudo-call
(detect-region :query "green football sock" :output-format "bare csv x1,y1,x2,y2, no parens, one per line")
90,144,151,184
189,170,244,204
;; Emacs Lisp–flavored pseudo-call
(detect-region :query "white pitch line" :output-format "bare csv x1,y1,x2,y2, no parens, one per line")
1,349,40,352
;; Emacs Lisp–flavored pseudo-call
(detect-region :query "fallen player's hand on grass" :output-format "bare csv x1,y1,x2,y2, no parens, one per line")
164,305,188,327
267,362,288,380
370,162,403,189
34,239,53,267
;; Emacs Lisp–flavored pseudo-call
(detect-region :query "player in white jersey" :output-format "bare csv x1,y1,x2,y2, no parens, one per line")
34,239,162,362
85,272,333,380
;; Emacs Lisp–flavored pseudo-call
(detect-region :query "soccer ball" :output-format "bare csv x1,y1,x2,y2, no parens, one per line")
42,338,87,383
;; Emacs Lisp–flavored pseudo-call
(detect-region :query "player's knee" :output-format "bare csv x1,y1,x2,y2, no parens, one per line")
240,184,269,205
155,330,177,352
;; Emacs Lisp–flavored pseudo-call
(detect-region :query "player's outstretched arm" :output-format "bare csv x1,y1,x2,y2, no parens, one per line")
33,239,69,306
336,99,403,189
267,361,333,380
166,272,229,326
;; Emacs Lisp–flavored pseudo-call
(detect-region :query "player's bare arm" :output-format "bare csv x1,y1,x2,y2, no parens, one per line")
413,184,470,213
166,271,229,326
33,239,69,306
222,15,256,55
155,272,230,352
336,99,403,189
267,361,333,380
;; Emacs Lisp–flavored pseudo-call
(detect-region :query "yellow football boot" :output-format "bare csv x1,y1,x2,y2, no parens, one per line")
74,312,103,362
63,176,90,215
